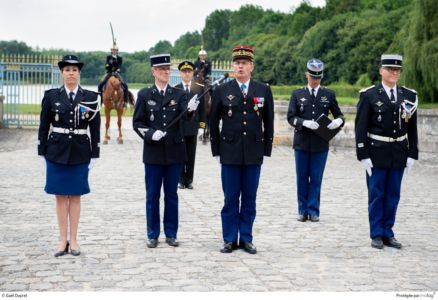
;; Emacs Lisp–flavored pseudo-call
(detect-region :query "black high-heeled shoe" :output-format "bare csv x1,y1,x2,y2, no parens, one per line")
70,244,81,256
54,241,69,257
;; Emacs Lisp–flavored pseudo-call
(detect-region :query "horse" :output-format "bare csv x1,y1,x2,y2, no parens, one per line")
102,74,130,144
193,68,211,145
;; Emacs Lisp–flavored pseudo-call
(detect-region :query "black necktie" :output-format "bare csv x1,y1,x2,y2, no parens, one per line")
311,88,316,100
185,84,189,94
390,88,396,103
160,90,164,97
69,91,74,103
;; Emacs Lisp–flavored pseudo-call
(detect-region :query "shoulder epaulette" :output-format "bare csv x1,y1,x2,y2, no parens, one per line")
402,86,417,94
359,85,375,93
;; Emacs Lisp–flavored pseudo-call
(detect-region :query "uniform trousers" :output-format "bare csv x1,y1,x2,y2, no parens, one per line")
180,135,197,186
366,167,404,239
144,163,183,240
221,164,261,244
294,150,328,217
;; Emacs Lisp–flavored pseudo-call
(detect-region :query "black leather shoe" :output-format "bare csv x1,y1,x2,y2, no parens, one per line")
309,215,320,222
241,242,257,254
54,241,69,257
383,237,402,249
147,239,158,248
165,237,179,247
178,183,185,189
186,183,193,189
220,242,234,253
297,215,306,222
371,237,384,249
70,246,81,256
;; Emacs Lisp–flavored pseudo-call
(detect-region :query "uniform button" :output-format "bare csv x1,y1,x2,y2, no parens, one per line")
312,105,315,107
163,115,166,118
163,123,167,126
244,111,247,115
69,136,72,139
394,121,396,124
312,111,315,114
70,128,73,130
163,107,165,111
243,132,247,135
70,111,73,115
69,120,73,123
394,112,396,115
243,101,246,105
243,121,247,125
393,130,396,133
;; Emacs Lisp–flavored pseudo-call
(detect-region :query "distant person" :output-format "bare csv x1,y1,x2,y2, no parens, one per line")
38,55,101,257
175,61,206,189
97,45,129,105
355,54,418,249
210,46,274,254
133,54,199,248
287,58,344,222
194,48,212,85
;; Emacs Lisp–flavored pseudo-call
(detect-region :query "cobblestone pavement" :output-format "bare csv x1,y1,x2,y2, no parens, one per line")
0,122,437,292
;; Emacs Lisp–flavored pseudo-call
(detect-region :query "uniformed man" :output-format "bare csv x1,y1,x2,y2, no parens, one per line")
287,59,345,222
210,46,274,254
175,61,206,189
97,45,129,105
194,48,212,84
133,54,199,248
38,54,101,256
355,54,418,249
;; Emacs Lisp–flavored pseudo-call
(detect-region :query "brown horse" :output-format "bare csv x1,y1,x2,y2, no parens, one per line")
102,75,125,144
193,71,211,145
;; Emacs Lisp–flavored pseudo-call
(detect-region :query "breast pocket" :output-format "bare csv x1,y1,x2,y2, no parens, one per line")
51,107,66,122
222,101,239,118
372,105,387,123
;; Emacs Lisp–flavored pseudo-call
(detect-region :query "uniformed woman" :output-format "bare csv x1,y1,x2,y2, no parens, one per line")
38,55,101,257
287,59,345,222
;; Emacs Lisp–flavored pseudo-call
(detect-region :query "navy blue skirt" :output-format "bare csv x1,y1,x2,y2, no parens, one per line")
45,160,90,196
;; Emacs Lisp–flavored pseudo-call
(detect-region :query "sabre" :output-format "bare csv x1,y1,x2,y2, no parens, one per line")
163,73,229,132
109,22,116,46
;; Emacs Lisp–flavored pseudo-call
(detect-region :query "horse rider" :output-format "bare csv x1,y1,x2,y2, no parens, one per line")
194,47,212,85
175,61,206,190
98,45,129,105
133,54,199,249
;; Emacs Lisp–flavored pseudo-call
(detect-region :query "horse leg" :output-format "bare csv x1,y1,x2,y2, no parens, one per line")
117,108,123,144
103,107,111,144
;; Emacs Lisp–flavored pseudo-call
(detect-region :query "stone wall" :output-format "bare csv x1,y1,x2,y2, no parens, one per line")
274,100,438,153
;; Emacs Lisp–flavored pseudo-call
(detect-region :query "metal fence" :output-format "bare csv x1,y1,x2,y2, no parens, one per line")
0,54,62,128
0,54,232,128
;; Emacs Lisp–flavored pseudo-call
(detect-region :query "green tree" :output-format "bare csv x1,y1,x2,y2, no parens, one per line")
401,0,438,102
202,9,232,52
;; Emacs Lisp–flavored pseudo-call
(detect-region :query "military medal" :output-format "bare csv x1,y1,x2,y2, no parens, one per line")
55,113,59,121
254,104,258,111
85,112,90,119
150,110,155,121
228,104,232,117
377,115,382,122
300,104,304,112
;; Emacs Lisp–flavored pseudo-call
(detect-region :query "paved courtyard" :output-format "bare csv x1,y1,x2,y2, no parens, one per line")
0,122,437,292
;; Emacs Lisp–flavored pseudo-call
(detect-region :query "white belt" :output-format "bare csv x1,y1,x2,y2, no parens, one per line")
52,127,87,135
368,133,407,142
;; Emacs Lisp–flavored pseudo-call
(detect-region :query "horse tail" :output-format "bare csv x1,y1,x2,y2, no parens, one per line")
127,90,135,106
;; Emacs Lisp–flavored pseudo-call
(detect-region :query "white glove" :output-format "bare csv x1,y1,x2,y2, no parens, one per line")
303,120,319,130
88,158,97,170
406,157,415,173
361,158,373,176
214,156,220,164
197,128,204,138
187,94,199,112
152,130,166,141
327,118,343,130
